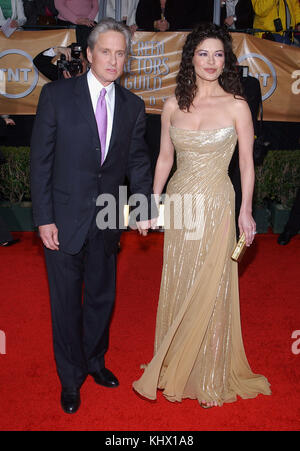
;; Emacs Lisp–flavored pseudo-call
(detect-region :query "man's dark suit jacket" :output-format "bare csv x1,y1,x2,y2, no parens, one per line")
30,73,153,256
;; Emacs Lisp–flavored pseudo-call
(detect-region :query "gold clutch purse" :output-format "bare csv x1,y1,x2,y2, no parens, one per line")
231,233,247,263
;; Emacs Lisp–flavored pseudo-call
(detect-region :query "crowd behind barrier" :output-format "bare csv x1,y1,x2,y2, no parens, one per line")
0,1,299,43
0,1,299,152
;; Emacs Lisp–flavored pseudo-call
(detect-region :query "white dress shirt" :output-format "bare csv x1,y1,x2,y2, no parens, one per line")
87,69,115,161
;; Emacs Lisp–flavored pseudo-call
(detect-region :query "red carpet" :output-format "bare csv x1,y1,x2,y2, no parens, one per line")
0,231,299,431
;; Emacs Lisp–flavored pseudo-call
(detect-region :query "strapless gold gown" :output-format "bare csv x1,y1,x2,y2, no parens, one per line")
133,126,271,406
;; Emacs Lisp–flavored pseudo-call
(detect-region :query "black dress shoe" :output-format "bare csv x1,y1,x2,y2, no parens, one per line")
90,368,119,388
61,388,81,414
277,230,295,245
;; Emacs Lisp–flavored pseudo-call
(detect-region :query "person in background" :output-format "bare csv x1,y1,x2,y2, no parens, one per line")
277,188,300,245
33,45,89,81
252,0,300,44
0,117,19,247
54,0,98,49
135,0,199,31
97,0,139,33
23,0,58,26
0,217,16,246
0,0,26,28
221,0,254,30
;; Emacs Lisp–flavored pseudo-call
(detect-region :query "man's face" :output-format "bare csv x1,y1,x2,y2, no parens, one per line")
87,30,127,86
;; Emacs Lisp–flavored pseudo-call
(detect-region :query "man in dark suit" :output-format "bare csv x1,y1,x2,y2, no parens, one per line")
30,18,154,414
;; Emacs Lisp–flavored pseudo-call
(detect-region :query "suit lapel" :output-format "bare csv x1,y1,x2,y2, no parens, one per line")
73,76,127,168
74,73,102,166
74,73,99,142
102,82,127,168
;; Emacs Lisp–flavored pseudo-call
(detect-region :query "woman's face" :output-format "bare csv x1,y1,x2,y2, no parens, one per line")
192,38,225,82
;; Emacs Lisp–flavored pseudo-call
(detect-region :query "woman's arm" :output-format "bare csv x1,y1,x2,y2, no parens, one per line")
234,98,256,246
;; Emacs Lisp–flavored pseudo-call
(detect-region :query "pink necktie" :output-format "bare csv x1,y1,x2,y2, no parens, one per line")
95,88,107,165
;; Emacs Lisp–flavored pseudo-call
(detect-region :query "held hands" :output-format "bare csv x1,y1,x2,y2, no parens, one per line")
136,220,151,236
39,224,59,251
135,193,160,235
150,193,160,230
238,211,256,247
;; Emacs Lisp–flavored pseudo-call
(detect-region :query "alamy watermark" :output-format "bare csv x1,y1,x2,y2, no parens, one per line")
0,330,6,355
291,330,300,355
95,186,204,240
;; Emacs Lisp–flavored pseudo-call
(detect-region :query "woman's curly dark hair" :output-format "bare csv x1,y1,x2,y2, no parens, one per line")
175,23,244,111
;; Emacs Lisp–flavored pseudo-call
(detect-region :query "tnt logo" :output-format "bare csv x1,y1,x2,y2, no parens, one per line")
238,53,277,101
0,330,6,355
0,49,39,99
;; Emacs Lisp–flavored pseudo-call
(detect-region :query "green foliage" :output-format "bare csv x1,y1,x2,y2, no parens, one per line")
254,150,300,209
0,147,299,209
0,146,31,204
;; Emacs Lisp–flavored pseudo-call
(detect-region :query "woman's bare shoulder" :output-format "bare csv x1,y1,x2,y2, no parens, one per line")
162,95,179,118
224,94,249,117
163,95,178,109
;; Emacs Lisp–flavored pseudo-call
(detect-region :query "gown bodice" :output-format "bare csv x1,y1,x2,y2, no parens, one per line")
169,125,237,182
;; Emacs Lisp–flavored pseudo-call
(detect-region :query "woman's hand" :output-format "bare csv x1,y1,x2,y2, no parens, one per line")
238,210,256,247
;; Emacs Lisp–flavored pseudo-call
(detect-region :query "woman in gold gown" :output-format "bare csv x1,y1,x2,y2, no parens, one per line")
133,23,271,408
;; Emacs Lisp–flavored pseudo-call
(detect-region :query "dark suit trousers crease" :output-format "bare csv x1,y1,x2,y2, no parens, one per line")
44,217,117,389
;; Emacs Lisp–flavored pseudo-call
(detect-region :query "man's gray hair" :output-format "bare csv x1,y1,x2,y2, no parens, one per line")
87,18,132,54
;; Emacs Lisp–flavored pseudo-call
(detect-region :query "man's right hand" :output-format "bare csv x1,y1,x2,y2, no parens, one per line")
38,224,59,250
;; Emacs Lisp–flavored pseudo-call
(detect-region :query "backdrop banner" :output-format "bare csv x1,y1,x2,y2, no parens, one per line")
0,29,76,115
0,30,300,121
